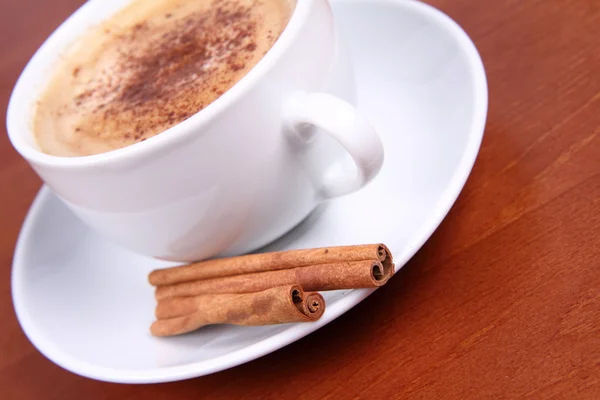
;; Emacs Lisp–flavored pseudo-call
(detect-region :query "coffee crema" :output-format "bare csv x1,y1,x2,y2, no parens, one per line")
33,0,295,157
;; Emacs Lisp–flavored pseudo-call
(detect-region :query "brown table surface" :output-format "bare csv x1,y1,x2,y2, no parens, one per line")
2,0,599,398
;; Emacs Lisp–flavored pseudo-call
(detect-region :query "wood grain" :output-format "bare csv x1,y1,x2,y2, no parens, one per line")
1,0,599,398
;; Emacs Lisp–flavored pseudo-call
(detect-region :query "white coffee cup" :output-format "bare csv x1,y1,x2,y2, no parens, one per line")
7,0,384,262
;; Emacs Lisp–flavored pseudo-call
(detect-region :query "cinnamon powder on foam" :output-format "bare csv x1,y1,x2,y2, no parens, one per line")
34,0,295,157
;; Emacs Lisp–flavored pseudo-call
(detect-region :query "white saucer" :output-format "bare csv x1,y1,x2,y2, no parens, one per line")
11,0,487,383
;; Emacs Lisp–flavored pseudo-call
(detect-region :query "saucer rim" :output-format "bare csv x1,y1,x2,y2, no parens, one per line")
11,0,488,383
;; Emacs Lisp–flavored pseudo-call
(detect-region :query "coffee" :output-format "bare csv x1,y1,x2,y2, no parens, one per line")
33,0,295,157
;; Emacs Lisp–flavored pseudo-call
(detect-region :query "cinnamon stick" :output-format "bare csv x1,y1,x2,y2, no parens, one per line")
149,244,392,286
155,259,392,300
151,285,325,336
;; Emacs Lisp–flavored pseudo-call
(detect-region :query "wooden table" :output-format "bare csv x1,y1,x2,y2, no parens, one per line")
1,0,599,398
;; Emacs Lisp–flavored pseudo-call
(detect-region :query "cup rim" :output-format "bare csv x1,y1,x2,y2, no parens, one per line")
6,0,308,169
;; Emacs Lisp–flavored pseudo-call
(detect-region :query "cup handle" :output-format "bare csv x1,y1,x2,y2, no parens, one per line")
283,92,384,198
